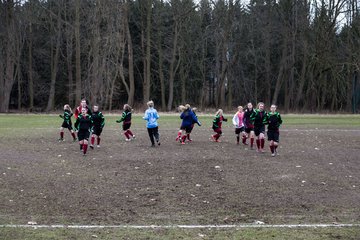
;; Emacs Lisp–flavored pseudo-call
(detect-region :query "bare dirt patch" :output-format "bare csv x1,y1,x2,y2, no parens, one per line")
0,122,359,226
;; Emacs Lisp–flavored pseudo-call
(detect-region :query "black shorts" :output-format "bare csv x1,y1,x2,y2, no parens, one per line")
92,126,103,136
180,125,193,133
61,121,73,131
254,125,265,136
123,123,131,131
245,125,254,134
267,129,280,142
235,127,245,135
77,129,90,141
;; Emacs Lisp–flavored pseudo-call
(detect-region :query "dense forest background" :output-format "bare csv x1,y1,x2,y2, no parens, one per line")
0,0,359,113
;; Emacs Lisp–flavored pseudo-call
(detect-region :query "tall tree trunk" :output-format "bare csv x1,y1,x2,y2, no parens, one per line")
0,0,16,112
250,38,258,103
272,43,287,105
66,34,74,106
46,11,62,111
264,4,272,106
63,1,74,106
119,38,130,98
16,37,23,110
28,22,34,111
0,63,4,111
180,62,187,104
108,68,119,111
142,0,152,104
227,72,232,109
158,36,166,110
199,39,207,109
217,44,228,108
154,0,166,110
167,22,180,111
75,0,81,104
295,41,308,110
155,19,166,109
90,1,101,105
285,3,297,112
125,2,135,106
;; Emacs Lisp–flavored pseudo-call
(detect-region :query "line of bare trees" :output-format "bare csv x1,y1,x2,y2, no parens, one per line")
0,0,359,113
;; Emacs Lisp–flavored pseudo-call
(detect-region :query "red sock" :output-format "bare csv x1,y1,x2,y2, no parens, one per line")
124,132,130,139
83,144,88,154
60,132,64,138
242,136,246,144
97,137,101,145
215,133,220,140
187,134,191,140
181,135,187,142
250,138,254,147
127,130,133,137
91,136,95,145
71,132,76,140
256,139,260,149
177,131,181,137
270,145,274,153
261,139,265,149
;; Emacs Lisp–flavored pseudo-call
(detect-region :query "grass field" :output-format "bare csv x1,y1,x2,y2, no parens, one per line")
0,113,359,239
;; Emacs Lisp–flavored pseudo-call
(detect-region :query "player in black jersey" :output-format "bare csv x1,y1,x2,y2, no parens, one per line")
90,105,105,149
243,102,255,149
264,104,283,157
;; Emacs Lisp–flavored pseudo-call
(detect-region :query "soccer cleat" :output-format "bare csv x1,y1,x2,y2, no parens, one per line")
90,145,94,149
157,141,161,146
243,142,248,145
261,149,265,153
132,135,136,139
236,142,240,145
58,138,64,142
96,145,100,148
73,138,77,142
210,135,216,142
151,144,155,147
125,138,131,142
181,141,185,145
271,153,276,157
175,136,180,141
188,139,192,142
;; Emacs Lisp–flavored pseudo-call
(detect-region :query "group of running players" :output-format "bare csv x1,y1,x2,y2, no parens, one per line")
59,100,282,157
176,102,282,157
230,102,283,157
59,99,105,155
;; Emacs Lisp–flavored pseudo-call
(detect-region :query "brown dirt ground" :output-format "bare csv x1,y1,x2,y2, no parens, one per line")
0,124,359,226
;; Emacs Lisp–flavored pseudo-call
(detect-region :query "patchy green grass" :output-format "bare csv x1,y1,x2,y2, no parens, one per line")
0,113,359,130
1,226,359,240
280,114,360,127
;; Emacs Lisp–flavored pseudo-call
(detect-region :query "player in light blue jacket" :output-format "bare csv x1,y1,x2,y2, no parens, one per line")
143,100,160,147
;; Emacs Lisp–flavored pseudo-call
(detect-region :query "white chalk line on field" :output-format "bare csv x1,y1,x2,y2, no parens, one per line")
1,223,360,229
